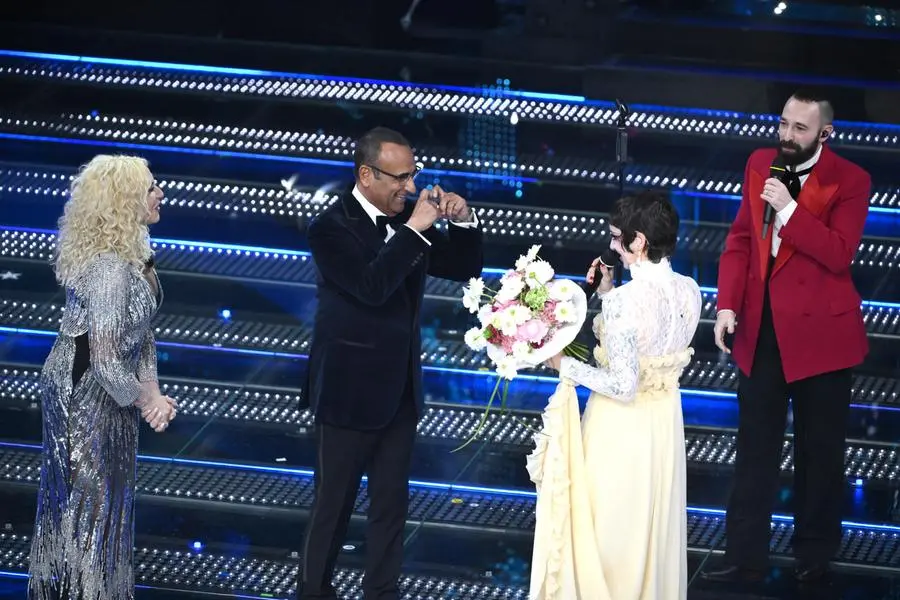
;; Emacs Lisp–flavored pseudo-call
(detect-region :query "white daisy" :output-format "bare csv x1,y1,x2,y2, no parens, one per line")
554,301,578,323
464,326,488,352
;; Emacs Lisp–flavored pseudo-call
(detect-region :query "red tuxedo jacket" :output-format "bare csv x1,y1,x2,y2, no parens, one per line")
717,145,871,383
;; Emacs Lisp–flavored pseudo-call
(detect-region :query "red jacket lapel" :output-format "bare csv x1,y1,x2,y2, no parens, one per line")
771,146,840,275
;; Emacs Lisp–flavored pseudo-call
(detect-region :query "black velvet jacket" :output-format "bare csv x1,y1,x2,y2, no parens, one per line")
303,191,484,430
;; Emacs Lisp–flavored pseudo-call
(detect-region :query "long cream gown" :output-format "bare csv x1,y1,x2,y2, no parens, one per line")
526,257,702,600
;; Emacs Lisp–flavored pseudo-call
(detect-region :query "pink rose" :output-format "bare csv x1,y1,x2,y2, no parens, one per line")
517,319,549,343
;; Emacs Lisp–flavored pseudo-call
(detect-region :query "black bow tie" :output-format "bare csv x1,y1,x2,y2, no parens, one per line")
375,214,406,239
784,166,814,200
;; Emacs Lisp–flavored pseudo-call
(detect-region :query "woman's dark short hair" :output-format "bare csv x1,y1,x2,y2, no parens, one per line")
609,190,679,263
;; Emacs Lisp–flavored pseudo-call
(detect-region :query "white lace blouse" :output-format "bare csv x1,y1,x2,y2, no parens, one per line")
558,258,702,402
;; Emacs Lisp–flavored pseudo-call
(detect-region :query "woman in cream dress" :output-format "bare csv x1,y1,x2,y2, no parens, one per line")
528,191,702,600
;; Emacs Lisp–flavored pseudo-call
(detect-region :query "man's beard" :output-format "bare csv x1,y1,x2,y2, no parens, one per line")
778,138,820,167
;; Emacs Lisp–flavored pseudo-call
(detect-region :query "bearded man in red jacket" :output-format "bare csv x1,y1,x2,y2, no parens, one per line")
702,91,871,585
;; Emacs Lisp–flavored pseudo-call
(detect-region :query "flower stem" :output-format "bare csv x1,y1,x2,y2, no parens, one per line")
451,377,548,452
563,341,591,362
451,375,503,453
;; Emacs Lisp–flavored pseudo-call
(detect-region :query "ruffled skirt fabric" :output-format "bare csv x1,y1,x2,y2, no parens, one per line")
526,351,691,600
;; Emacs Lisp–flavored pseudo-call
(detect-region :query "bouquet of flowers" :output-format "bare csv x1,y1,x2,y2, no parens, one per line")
453,244,589,451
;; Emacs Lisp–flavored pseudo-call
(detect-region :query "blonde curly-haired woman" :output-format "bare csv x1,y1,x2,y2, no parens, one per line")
28,154,177,600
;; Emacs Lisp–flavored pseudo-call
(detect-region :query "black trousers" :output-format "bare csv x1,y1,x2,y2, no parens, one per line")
298,386,418,600
725,271,851,569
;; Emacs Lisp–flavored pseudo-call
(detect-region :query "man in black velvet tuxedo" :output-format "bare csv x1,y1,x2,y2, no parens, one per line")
298,127,483,600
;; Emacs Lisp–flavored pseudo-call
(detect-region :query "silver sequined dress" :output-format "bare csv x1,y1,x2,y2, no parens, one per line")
29,252,162,600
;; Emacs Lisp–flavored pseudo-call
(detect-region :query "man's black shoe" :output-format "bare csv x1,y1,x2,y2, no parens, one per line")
794,562,829,583
700,565,766,584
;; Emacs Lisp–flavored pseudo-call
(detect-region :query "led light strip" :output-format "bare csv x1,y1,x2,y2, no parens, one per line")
0,193,611,244
2,230,900,320
1,287,899,380
0,366,551,449
0,533,516,599
0,165,619,230
0,227,313,261
2,133,900,216
0,360,895,448
0,112,629,184
3,233,900,346
3,441,900,533
1,357,895,425
5,161,898,213
0,164,342,217
1,49,899,149
3,228,900,311
2,522,900,591
0,111,539,175
0,130,534,185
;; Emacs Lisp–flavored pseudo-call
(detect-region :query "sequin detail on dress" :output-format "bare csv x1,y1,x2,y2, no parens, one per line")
28,253,161,600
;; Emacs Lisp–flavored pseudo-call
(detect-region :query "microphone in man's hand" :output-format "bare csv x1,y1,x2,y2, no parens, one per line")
583,249,621,296
763,154,788,240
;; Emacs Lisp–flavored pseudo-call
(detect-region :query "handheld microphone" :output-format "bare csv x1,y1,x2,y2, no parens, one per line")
763,154,787,240
583,249,621,296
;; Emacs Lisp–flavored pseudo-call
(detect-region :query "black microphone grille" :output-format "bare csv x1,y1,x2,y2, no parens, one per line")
770,155,788,179
599,248,620,268
582,249,620,295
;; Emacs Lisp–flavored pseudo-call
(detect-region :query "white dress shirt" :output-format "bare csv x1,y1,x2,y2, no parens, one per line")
351,185,478,244
771,144,821,257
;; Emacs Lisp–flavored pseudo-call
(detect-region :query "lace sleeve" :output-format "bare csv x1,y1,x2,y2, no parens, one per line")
84,257,144,407
558,290,640,403
137,330,158,383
